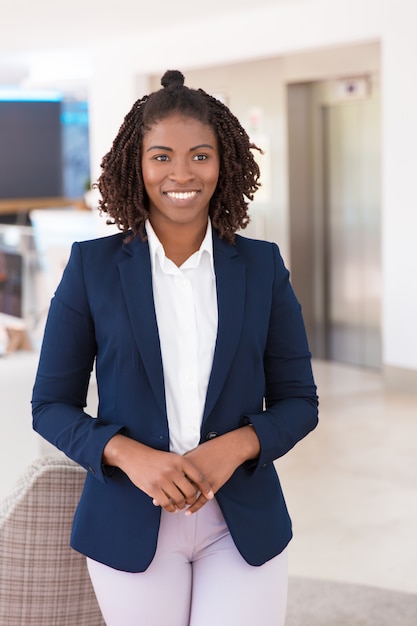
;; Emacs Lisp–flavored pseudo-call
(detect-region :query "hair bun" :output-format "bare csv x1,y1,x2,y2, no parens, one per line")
161,70,185,90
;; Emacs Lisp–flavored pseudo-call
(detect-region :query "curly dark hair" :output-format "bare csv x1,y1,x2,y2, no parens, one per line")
96,69,262,243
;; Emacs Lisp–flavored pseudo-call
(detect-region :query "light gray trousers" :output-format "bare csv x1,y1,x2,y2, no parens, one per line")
87,499,288,626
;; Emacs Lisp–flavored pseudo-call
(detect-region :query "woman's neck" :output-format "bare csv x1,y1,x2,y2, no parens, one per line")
150,219,208,267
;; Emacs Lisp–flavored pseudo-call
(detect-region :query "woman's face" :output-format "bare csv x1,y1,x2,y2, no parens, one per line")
141,114,220,231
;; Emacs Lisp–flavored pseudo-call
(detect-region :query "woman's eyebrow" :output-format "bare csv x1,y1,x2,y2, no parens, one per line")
146,145,173,152
146,143,215,152
190,144,215,151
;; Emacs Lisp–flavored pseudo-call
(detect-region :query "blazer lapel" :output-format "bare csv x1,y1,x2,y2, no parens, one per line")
203,235,246,421
118,238,166,417
116,232,246,423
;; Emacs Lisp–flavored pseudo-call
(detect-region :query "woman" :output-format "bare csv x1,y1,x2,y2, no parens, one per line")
32,70,318,626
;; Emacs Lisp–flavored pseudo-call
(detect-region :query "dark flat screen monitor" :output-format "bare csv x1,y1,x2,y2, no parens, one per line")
0,250,23,318
0,100,63,199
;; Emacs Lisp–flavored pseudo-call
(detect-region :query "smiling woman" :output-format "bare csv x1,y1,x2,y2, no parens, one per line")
96,70,262,244
141,115,220,264
32,69,318,626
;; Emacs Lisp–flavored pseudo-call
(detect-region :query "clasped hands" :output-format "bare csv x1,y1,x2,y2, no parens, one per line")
145,436,239,516
103,426,259,516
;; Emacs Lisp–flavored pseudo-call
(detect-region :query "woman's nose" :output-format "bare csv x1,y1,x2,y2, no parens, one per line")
169,160,194,183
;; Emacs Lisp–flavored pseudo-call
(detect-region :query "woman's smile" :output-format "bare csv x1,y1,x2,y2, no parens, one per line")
163,189,200,202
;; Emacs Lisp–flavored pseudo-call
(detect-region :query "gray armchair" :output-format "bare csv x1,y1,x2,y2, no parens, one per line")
0,455,105,625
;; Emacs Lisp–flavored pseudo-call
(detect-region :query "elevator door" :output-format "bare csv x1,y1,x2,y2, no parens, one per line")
323,97,381,368
287,78,381,369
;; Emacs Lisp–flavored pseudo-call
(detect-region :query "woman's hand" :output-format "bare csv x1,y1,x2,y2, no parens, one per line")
103,434,214,513
183,425,260,515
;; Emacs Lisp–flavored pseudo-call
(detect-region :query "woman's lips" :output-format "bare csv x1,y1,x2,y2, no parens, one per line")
164,191,199,201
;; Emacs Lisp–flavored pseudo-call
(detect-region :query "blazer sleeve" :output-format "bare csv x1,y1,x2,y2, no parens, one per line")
31,242,124,484
244,243,318,471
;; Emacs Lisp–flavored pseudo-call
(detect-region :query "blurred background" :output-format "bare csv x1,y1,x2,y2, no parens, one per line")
0,0,416,607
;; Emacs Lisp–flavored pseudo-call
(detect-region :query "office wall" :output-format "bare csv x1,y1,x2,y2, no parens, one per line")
87,0,417,379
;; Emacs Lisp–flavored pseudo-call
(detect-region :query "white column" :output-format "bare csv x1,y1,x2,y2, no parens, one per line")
381,0,417,371
88,50,149,183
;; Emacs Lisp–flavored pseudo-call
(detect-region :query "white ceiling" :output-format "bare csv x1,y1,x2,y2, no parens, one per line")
0,0,297,55
0,0,310,93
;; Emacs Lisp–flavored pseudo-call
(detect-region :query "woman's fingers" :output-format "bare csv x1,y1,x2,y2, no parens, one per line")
149,456,213,512
104,437,214,513
182,460,214,503
108,439,215,514
184,493,209,516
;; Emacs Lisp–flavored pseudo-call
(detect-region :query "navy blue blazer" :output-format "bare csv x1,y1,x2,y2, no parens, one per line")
32,228,318,572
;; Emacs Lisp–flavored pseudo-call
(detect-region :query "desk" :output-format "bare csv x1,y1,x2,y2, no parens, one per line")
0,197,86,223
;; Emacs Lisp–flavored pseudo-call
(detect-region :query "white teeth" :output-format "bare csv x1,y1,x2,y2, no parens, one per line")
166,191,197,200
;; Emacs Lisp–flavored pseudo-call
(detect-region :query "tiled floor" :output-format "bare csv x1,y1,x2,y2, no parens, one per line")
279,360,417,595
1,352,416,595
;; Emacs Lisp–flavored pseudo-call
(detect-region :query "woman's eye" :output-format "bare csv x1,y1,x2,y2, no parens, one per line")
154,155,170,162
193,154,208,161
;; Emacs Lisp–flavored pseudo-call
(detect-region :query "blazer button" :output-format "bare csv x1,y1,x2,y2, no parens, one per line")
88,465,96,474
205,431,219,441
